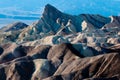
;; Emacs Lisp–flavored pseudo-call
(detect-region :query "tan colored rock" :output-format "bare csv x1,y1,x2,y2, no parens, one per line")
31,59,52,80
107,38,120,44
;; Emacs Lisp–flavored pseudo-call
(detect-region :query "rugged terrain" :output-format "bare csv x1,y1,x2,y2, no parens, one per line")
0,4,120,80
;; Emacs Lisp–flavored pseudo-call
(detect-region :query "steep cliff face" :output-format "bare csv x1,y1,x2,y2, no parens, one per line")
0,4,120,80
12,4,111,43
40,4,111,33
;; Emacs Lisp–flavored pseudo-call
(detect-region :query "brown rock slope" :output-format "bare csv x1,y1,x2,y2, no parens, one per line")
0,4,120,80
44,53,120,80
0,43,120,80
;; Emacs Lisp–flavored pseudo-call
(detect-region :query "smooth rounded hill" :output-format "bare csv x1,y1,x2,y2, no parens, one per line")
0,22,28,32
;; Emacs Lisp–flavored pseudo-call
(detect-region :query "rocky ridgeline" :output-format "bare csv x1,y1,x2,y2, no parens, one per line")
0,4,120,80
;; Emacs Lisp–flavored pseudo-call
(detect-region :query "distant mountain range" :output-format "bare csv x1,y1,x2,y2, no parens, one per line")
0,12,40,28
0,0,120,28
0,13,39,20
0,0,120,16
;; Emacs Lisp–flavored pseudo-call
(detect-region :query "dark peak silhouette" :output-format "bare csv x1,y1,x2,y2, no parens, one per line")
42,4,63,21
43,4,62,15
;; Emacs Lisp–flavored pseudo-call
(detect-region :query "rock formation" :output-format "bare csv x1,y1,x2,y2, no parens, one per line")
0,4,120,80
0,22,28,32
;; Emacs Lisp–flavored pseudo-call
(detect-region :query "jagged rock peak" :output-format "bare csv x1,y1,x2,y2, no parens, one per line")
43,4,62,15
42,4,62,20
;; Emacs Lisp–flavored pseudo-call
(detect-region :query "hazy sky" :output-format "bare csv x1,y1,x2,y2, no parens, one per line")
0,0,120,16
0,0,120,28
